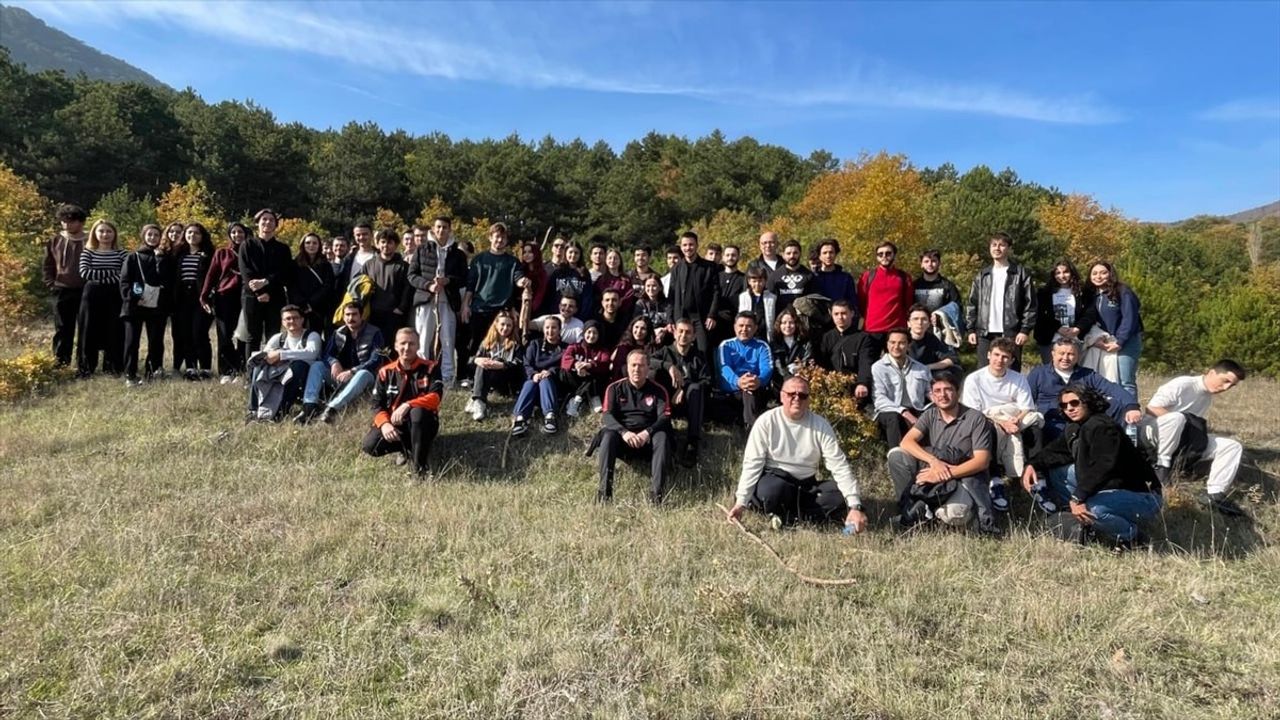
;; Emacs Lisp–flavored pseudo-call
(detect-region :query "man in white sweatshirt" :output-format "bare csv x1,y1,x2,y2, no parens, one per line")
961,337,1044,512
725,376,868,531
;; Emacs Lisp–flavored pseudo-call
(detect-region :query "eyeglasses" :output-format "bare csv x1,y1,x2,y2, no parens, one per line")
782,391,810,401
1058,399,1082,410
876,251,895,257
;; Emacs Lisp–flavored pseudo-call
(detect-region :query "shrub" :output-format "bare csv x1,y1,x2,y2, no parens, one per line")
801,366,880,461
0,350,73,403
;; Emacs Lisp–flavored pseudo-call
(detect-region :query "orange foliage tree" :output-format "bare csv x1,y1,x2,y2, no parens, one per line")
156,179,226,240
1037,193,1132,263
0,162,54,327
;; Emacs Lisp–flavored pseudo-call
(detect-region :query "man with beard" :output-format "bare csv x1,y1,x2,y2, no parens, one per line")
768,239,816,312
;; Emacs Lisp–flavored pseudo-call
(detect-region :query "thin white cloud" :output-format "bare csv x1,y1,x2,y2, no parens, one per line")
1198,98,1280,122
15,0,1121,125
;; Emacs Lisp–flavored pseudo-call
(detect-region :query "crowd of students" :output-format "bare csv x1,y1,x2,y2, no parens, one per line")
42,202,1252,550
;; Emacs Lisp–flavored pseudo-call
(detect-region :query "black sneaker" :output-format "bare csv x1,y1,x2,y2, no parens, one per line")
319,407,337,424
293,403,319,425
511,417,529,437
542,413,558,434
1198,491,1246,517
895,500,930,529
989,481,1010,512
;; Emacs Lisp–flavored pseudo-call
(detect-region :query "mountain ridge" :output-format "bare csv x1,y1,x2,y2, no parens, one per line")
0,4,167,88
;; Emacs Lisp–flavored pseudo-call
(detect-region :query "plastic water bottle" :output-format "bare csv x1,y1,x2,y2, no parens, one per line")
1125,422,1139,446
843,522,860,536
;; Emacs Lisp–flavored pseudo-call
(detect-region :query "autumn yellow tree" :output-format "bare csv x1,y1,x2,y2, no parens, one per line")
156,179,226,238
1037,193,1132,263
0,162,54,325
413,197,491,249
414,197,454,230
689,208,761,251
374,207,407,238
275,218,326,252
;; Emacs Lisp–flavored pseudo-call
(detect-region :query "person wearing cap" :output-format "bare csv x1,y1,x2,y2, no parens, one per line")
726,375,867,530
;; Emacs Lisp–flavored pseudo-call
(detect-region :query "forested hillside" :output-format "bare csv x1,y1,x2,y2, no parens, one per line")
0,5,166,87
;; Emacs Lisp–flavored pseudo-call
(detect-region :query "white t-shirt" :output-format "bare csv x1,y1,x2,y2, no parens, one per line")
1148,375,1213,417
987,264,1008,333
962,366,1034,412
1051,288,1076,334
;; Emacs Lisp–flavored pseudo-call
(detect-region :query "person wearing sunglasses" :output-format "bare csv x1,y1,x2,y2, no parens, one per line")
857,240,914,347
1027,337,1140,441
726,376,866,532
1023,386,1162,550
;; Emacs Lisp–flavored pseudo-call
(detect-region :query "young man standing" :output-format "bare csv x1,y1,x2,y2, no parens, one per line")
812,238,857,310
703,243,722,265
1141,360,1248,516
961,338,1045,512
857,240,914,341
408,217,468,385
768,239,816,312
668,231,721,356
42,203,87,368
913,249,962,316
363,328,443,480
714,244,745,348
359,229,413,344
348,222,377,277
595,350,674,505
628,245,657,297
965,232,1036,371
660,245,682,297
461,222,525,372
240,208,293,357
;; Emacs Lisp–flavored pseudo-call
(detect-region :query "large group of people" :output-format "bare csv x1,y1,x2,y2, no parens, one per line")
43,202,1254,550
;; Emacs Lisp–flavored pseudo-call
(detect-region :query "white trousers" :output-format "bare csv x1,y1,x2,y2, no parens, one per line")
415,302,457,383
1140,412,1242,494
986,406,1044,480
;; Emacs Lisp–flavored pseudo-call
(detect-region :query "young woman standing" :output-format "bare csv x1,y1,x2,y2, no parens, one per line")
120,224,173,385
175,223,215,379
1085,261,1143,399
1033,260,1094,365
293,232,336,339
202,222,247,383
77,219,127,376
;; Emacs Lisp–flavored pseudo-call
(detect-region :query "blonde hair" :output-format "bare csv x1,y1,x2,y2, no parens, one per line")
86,219,118,251
480,310,519,354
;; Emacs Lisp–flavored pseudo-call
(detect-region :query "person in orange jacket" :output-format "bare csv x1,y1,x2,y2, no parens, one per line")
362,328,443,479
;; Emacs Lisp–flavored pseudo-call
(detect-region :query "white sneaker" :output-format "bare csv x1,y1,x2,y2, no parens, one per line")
471,400,487,422
463,398,477,414
566,396,583,418
590,396,603,414
219,374,234,385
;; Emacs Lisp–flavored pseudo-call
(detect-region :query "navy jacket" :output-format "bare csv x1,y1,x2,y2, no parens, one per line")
1026,364,1139,438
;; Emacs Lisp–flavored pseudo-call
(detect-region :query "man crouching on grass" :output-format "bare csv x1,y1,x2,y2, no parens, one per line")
363,328,443,480
726,376,868,532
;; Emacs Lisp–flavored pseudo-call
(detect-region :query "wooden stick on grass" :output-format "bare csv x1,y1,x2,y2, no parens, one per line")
715,504,858,588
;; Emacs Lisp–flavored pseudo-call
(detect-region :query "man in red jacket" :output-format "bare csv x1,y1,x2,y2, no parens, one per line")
362,328,444,480
857,240,914,349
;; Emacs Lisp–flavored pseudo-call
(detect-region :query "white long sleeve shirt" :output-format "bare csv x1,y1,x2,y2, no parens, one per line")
735,407,861,507
265,331,322,362
962,366,1034,413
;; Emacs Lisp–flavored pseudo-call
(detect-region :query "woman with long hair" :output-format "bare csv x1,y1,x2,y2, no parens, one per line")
546,241,594,318
594,248,634,315
465,310,525,421
560,320,612,418
202,222,247,383
120,223,174,385
1084,260,1143,398
162,222,187,372
175,223,215,379
517,241,548,340
77,219,127,376
1033,259,1094,365
612,315,656,378
1025,385,1162,550
293,232,336,339
770,307,813,392
632,275,673,346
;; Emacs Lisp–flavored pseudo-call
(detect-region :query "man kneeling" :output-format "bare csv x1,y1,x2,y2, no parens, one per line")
726,376,867,531
889,373,1000,535
363,328,443,480
595,350,673,504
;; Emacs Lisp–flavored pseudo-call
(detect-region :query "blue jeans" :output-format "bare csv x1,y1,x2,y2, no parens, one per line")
514,377,558,419
1047,464,1161,541
303,361,375,410
1116,332,1142,399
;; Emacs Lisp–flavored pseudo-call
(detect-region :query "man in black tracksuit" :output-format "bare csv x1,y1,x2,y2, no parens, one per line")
648,318,711,464
668,231,721,358
597,350,673,505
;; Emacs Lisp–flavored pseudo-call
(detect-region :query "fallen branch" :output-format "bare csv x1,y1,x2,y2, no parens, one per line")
714,504,858,588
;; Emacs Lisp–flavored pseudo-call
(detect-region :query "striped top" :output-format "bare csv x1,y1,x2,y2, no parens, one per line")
179,253,206,285
78,249,126,284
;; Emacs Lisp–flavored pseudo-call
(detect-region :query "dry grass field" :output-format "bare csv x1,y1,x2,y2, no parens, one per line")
1,361,1277,718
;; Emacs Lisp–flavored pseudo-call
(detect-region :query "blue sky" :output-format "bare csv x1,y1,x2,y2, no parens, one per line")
14,0,1280,221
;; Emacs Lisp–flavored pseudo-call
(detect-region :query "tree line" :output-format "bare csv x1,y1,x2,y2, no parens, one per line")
1,49,1277,376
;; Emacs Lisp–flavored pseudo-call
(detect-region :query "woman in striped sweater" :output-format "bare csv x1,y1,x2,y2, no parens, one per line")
176,223,215,380
77,219,127,376
162,222,187,374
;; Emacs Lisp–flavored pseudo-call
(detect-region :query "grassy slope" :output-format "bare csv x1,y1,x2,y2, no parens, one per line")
1,371,1277,719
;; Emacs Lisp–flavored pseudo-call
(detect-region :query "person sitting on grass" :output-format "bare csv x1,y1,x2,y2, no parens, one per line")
465,310,525,422
717,311,774,429
512,315,566,437
1023,386,1162,550
591,350,674,505
612,315,656,378
1026,337,1140,441
726,375,867,531
769,307,814,394
1140,359,1248,516
247,305,321,422
649,318,711,465
888,373,1001,536
561,320,613,418
961,337,1046,513
295,302,385,425
362,328,443,480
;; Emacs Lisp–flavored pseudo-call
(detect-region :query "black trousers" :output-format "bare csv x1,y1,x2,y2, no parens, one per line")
51,287,83,367
362,407,439,473
369,309,406,351
212,293,245,376
464,310,500,367
471,365,523,400
975,332,1024,373
750,470,847,525
123,311,166,380
876,411,912,449
598,427,672,502
77,282,122,375
557,369,607,403
654,376,707,443
734,389,767,429
171,297,194,371
187,305,214,372
243,293,282,357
